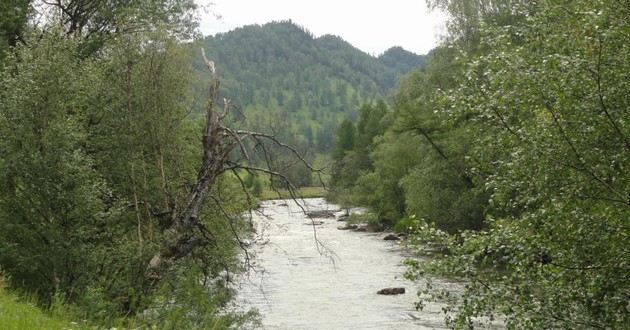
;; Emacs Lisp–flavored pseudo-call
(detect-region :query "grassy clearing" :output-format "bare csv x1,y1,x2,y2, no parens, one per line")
259,186,327,201
0,285,79,330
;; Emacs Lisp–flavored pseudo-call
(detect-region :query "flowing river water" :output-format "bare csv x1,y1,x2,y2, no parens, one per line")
233,198,468,329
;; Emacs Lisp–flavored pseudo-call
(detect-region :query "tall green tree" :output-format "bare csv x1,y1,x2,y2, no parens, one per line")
332,119,356,161
0,31,112,304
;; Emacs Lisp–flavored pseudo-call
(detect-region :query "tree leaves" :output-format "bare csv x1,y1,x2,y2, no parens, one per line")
404,0,630,328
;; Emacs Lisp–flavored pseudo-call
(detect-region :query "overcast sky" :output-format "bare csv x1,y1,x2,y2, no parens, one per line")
196,0,447,56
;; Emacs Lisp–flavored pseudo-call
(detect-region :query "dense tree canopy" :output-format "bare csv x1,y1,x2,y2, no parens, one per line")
0,2,258,328
331,0,629,328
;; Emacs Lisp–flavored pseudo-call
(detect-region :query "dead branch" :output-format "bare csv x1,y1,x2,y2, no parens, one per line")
144,48,326,285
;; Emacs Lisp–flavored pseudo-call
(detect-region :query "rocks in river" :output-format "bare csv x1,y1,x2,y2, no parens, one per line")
383,234,400,241
336,214,348,222
305,220,324,226
336,223,372,232
277,202,288,207
377,287,406,295
306,210,336,218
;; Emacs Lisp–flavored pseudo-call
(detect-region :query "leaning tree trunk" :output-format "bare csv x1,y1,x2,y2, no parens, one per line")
145,50,230,281
144,49,324,288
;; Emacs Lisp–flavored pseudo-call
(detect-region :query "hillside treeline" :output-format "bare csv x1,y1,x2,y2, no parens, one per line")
195,21,426,153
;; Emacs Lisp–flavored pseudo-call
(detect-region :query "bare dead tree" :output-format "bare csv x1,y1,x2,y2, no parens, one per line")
144,49,327,285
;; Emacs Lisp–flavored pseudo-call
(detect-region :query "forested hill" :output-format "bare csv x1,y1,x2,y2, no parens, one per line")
193,21,425,151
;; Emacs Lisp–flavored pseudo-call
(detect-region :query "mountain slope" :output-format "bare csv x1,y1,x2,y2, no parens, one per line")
378,46,427,76
193,21,426,151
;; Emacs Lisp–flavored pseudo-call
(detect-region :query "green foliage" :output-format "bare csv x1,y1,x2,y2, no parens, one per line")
0,31,115,303
345,212,379,227
251,178,263,197
243,173,255,189
402,0,630,328
329,1,629,328
356,101,388,150
331,57,484,232
333,119,356,160
329,101,391,212
0,18,255,330
426,0,520,49
352,130,421,224
392,214,420,234
39,0,198,56
0,0,30,59
141,264,259,329
286,162,314,188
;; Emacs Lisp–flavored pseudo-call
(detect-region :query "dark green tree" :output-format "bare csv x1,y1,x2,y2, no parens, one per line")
332,119,356,161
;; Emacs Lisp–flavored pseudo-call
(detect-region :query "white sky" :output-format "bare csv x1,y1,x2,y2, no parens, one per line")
196,0,447,56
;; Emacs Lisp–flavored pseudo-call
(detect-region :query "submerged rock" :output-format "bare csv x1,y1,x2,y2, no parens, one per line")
383,234,400,241
377,287,405,295
305,220,324,226
306,210,336,218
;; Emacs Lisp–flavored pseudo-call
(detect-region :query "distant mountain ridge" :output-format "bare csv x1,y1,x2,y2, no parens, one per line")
193,21,426,151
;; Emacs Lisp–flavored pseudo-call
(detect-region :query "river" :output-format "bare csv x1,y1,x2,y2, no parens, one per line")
233,198,465,329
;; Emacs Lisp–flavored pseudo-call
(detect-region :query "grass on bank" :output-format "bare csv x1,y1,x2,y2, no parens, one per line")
0,282,80,330
259,186,327,200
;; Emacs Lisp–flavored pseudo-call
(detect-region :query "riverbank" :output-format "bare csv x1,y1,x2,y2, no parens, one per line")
0,280,80,330
259,186,326,200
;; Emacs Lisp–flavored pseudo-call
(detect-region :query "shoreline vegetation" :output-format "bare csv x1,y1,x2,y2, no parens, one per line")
259,186,327,201
327,1,629,328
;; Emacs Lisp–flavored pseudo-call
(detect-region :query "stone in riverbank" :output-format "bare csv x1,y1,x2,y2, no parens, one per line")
377,287,405,295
